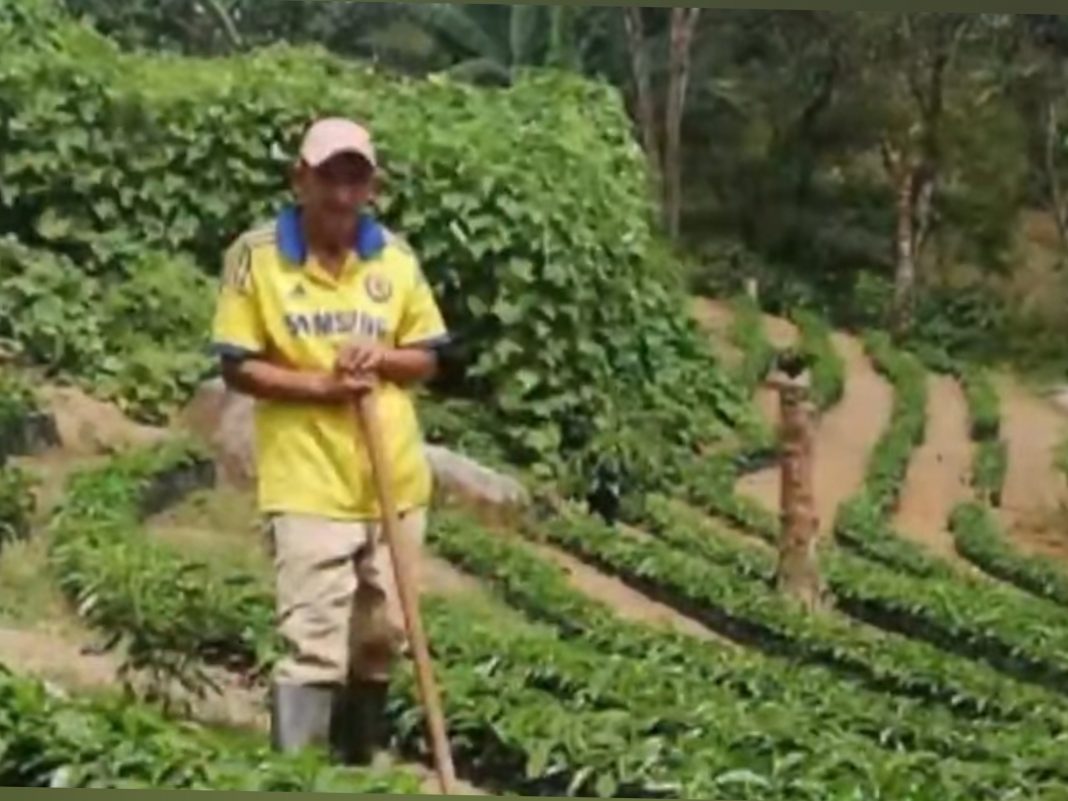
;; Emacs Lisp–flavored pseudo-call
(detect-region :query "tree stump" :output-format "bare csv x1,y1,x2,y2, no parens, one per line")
770,369,825,612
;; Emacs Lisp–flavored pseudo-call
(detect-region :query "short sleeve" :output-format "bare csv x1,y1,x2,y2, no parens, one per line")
396,262,450,350
211,236,267,360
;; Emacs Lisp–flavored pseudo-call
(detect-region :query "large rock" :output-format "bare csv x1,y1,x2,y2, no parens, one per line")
424,444,529,522
40,385,168,456
179,378,256,489
1050,386,1068,415
179,380,529,518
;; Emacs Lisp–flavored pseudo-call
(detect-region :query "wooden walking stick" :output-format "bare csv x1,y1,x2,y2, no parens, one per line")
354,388,458,795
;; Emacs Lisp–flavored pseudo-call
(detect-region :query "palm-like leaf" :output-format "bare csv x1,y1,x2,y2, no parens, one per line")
401,3,505,66
442,56,514,86
509,4,544,67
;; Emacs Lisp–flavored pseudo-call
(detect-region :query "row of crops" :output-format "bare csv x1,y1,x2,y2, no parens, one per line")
7,300,1068,796
689,320,1068,695
6,428,1068,799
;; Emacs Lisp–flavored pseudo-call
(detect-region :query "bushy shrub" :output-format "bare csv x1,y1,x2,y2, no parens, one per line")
0,8,760,490
0,237,213,423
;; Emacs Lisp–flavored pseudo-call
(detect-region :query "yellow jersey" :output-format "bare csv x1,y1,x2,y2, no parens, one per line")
210,204,450,520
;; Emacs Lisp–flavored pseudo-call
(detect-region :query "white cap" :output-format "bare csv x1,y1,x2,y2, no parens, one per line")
299,117,377,169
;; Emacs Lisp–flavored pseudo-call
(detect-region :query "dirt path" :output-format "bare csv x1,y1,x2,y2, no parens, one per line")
997,375,1068,519
891,374,973,563
996,375,1068,560
736,331,894,537
0,624,269,729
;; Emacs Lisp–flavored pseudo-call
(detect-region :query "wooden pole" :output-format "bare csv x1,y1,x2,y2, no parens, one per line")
771,369,824,612
355,390,457,795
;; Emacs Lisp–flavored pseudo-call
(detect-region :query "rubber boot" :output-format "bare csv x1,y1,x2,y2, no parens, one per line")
270,683,335,754
329,679,391,767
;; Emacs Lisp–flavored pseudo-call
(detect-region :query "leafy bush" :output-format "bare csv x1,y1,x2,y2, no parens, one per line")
950,502,1068,609
532,500,1068,734
428,511,1068,799
727,294,775,394
972,440,1007,507
1056,434,1068,486
960,366,1000,442
0,238,214,423
48,439,280,702
0,664,420,792
0,11,759,490
0,465,37,550
0,371,38,441
435,505,1068,794
907,281,1010,366
791,308,845,411
858,331,927,513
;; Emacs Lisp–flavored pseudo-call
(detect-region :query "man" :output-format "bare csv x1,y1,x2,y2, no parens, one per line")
210,117,450,765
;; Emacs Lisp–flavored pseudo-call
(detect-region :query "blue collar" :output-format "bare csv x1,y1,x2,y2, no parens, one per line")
275,204,387,265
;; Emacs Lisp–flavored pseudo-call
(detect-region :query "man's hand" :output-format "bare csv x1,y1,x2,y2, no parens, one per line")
334,337,439,388
220,356,376,404
321,369,378,402
337,339,387,375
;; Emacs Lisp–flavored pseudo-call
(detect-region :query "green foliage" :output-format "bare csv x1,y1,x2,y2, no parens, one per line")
950,501,1068,609
727,294,775,394
971,440,1007,507
882,280,1015,371
0,238,213,423
0,663,421,792
791,308,845,410
0,370,43,459
960,366,1007,505
48,440,280,704
960,366,1001,441
678,327,1068,708
678,452,780,541
433,505,1068,795
531,499,1068,733
858,331,927,513
0,465,37,550
830,511,1068,696
1055,433,1068,486
417,394,514,473
0,12,759,492
426,510,1068,799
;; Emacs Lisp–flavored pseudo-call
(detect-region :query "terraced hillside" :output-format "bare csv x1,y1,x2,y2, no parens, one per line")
6,3,1068,796
5,295,1068,798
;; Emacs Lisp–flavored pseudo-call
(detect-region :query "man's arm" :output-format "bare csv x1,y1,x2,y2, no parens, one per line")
220,356,371,403
211,236,372,404
352,345,439,386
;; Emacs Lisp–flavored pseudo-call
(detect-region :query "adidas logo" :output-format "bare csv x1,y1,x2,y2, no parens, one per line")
289,283,307,299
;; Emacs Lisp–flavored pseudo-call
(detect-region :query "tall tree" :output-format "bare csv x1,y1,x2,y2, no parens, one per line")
621,7,702,241
863,13,972,334
1009,15,1068,256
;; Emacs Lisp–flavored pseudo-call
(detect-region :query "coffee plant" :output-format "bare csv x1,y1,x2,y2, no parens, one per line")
0,2,761,494
0,238,214,424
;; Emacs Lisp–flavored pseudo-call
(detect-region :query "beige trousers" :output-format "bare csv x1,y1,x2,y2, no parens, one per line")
266,507,426,686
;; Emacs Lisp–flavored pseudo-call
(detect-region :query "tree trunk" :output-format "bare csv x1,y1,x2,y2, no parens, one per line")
623,8,662,207
201,0,243,51
1044,99,1068,255
663,7,701,241
891,165,917,337
774,378,823,612
546,6,577,70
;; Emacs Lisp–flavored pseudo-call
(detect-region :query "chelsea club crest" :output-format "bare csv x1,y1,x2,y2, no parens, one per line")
364,272,393,304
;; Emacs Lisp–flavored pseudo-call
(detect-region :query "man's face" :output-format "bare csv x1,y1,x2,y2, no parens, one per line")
295,152,375,244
